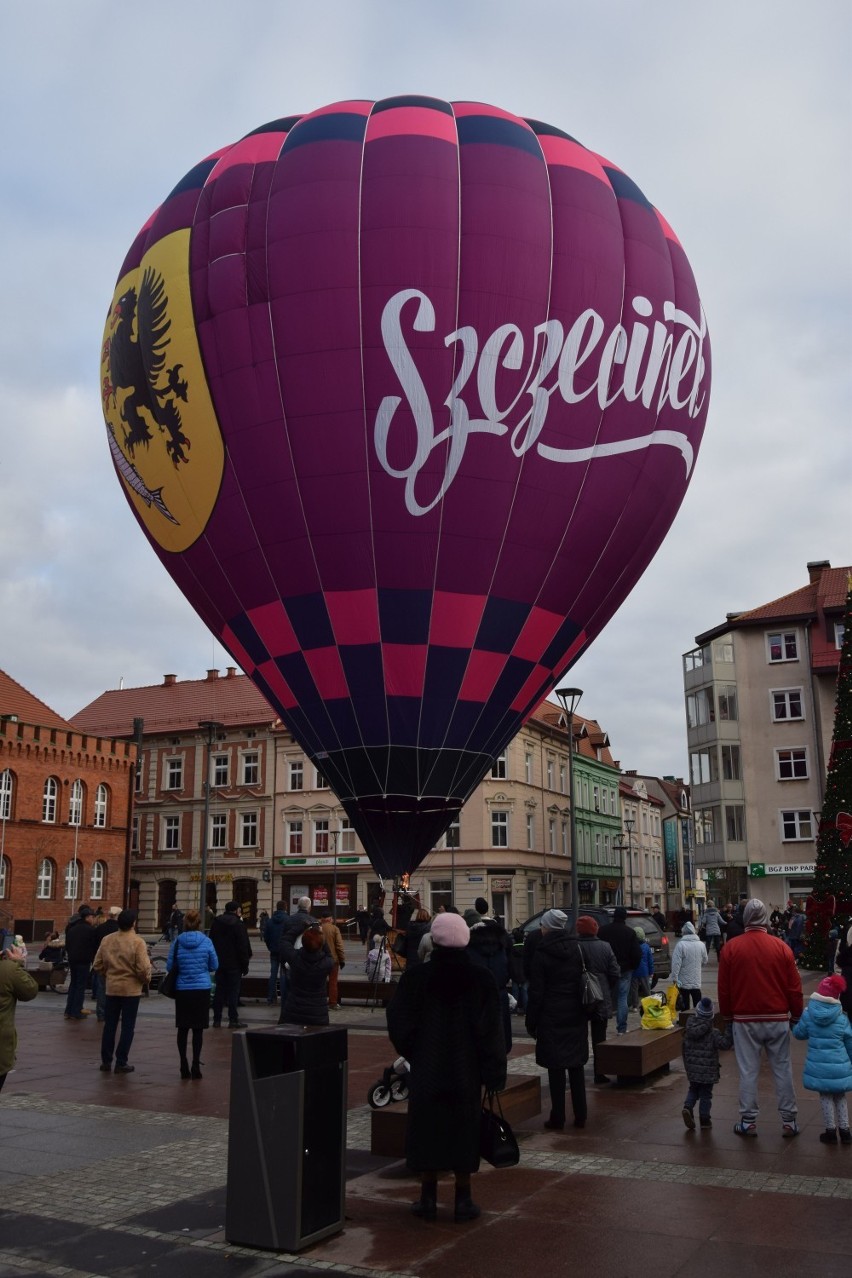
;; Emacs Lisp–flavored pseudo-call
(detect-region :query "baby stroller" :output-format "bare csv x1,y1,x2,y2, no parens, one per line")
367,1055,410,1108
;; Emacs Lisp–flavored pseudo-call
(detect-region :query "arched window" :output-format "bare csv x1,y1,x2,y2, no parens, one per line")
93,784,109,828
0,768,13,820
90,860,106,900
43,777,58,823
0,854,8,899
36,858,55,899
69,779,84,826
64,860,80,901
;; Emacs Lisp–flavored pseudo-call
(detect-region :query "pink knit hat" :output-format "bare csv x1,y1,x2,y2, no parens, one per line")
817,974,847,1001
430,912,470,948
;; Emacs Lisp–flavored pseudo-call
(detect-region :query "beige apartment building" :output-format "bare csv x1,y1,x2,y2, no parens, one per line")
682,560,847,909
73,670,626,933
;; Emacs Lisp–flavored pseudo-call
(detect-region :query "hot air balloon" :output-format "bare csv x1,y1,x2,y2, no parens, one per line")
100,96,710,881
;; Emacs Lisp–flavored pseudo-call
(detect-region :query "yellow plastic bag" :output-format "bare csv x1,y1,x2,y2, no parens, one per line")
640,994,674,1030
666,984,681,1019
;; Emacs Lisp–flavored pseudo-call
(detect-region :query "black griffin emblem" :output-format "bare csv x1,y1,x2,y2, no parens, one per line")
102,267,191,470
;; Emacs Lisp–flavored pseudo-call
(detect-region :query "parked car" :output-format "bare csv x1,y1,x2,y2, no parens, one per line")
512,906,671,981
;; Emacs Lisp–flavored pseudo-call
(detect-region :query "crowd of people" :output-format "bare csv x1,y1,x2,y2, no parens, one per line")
3,892,852,1225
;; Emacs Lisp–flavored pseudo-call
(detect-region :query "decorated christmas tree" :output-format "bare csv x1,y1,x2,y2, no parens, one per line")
802,576,852,968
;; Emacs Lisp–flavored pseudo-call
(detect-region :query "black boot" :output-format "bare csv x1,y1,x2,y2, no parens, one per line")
410,1178,437,1220
179,1058,191,1080
191,1062,203,1080
454,1190,481,1222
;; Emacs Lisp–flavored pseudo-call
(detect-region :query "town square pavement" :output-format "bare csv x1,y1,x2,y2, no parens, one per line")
2,941,851,1278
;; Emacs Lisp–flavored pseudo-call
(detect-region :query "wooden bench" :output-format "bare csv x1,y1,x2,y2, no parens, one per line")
595,1027,683,1084
370,1073,541,1157
32,967,66,992
339,979,396,1005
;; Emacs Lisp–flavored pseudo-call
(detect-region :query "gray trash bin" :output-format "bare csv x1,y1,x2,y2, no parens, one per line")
226,1024,347,1251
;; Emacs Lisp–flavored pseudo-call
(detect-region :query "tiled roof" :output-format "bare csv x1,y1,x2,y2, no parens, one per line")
526,701,617,768
0,668,73,731
72,671,278,739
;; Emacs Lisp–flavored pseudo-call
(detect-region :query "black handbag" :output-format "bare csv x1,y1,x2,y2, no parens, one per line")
158,940,179,999
480,1089,520,1168
578,943,605,1007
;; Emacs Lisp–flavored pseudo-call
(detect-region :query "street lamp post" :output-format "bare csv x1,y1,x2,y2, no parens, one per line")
555,686,583,927
624,816,636,907
330,827,340,923
198,720,224,915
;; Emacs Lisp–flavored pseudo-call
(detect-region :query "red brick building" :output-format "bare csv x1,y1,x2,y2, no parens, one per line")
0,670,136,940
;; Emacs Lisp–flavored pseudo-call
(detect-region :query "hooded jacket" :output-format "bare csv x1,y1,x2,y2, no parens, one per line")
263,908,288,954
671,922,708,989
682,1013,733,1085
792,994,852,1092
167,928,219,991
280,937,334,1025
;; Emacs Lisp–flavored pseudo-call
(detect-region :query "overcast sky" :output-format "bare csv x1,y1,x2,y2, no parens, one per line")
1,1,849,780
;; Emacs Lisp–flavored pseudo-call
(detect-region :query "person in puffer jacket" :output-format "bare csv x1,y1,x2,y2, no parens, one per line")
793,973,852,1144
680,996,733,1129
279,926,334,1026
167,910,218,1079
671,921,708,1009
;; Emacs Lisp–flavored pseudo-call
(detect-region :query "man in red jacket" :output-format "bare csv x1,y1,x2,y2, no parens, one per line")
718,898,803,1138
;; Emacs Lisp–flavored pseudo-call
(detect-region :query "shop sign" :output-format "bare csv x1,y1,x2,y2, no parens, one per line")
278,855,370,867
312,886,329,906
765,863,814,876
336,886,350,906
750,863,766,878
490,878,512,891
578,879,597,892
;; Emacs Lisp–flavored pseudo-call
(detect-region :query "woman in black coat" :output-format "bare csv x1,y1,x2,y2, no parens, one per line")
279,927,334,1026
386,911,507,1223
526,909,588,1130
403,909,432,968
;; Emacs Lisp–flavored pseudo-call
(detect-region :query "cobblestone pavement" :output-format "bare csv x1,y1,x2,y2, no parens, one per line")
4,954,852,1276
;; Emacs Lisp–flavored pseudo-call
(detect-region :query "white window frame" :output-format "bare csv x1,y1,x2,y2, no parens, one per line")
43,777,58,823
491,811,509,848
93,783,108,828
64,860,80,901
131,815,139,853
36,858,54,899
90,860,106,900
0,854,7,898
721,744,741,781
780,809,813,841
772,688,804,721
546,759,555,790
560,762,567,795
524,752,533,785
548,818,556,853
767,630,799,663
526,813,535,850
776,747,809,781
240,811,259,849
165,757,183,791
211,813,228,850
725,804,746,841
491,752,507,780
163,816,180,851
69,779,83,827
212,753,229,788
0,769,11,820
313,818,329,854
289,761,304,791
135,756,145,795
288,820,303,855
836,621,846,650
340,818,355,853
315,769,330,790
241,751,260,786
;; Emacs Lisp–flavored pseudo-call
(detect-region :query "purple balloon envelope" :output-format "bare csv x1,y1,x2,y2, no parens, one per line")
101,96,711,878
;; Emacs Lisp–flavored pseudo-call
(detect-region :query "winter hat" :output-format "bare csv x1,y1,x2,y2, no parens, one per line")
463,908,483,928
430,912,470,948
576,915,599,936
682,920,696,935
633,926,646,942
541,909,568,931
613,906,628,922
817,974,847,1002
108,905,122,917
743,899,768,929
696,997,715,1019
474,897,489,915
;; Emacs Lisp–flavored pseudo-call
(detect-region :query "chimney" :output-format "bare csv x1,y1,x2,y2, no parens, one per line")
226,666,237,679
163,674,177,687
807,559,830,584
206,669,219,681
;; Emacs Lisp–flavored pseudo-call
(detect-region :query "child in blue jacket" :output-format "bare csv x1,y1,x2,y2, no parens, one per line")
793,973,852,1144
630,927,655,1010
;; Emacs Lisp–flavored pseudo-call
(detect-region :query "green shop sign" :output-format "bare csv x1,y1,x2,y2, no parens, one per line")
749,863,766,878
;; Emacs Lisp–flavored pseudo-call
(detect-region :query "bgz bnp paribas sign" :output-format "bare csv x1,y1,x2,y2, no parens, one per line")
749,863,814,877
